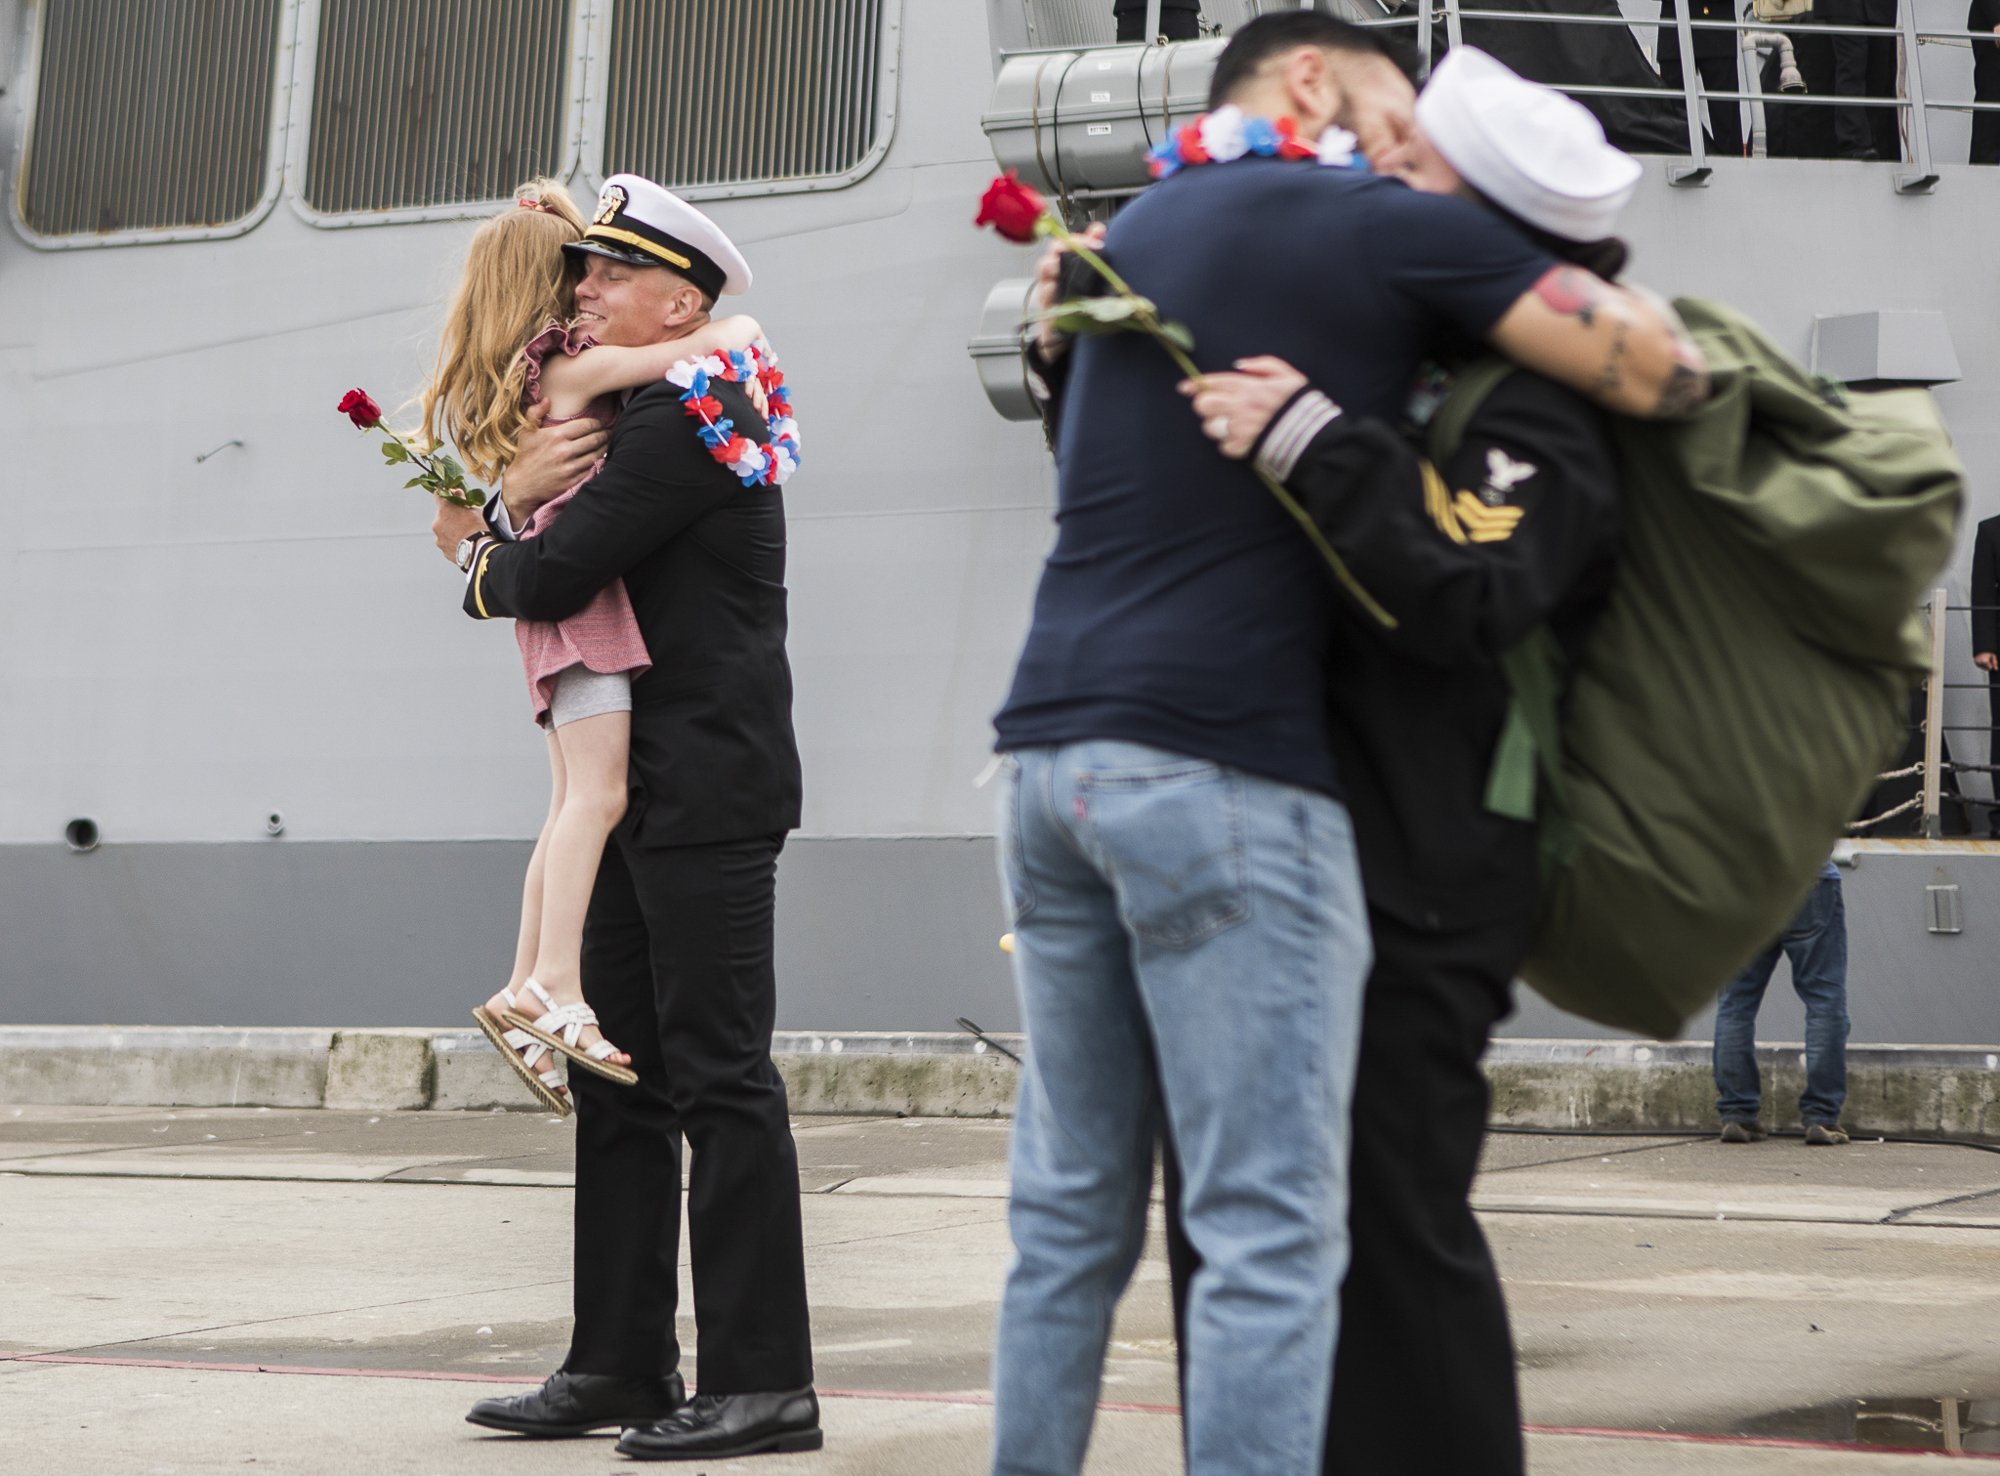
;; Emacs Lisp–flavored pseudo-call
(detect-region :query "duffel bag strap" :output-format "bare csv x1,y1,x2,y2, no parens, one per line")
1491,628,1578,866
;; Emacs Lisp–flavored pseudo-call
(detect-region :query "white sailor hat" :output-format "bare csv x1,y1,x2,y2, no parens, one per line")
1415,48,1642,242
566,173,752,298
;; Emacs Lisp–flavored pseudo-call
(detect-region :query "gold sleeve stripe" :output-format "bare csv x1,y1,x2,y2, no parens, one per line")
472,541,497,619
583,225,694,271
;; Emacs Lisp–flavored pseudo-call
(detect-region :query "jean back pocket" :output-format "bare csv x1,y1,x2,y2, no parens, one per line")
1079,762,1249,950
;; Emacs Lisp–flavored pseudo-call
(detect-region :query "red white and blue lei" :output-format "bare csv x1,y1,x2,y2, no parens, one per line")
665,340,800,488
1147,104,1368,179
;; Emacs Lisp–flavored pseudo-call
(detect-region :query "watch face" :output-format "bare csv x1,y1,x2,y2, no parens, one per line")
456,537,477,568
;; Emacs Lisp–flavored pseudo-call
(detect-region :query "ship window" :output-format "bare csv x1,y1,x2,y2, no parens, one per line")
303,0,571,214
603,0,886,190
20,0,283,236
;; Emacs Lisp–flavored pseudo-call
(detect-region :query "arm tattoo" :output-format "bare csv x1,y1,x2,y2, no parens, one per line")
1653,361,1710,417
1532,266,1605,328
1592,318,1630,395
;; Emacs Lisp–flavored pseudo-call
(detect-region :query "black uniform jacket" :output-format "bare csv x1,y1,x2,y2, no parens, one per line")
1276,372,1619,930
465,378,803,848
1973,513,2000,657
1659,0,1738,61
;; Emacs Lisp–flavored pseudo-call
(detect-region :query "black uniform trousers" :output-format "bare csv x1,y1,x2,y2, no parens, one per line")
1817,0,1901,158
1114,0,1200,40
564,831,813,1394
1989,674,2000,834
1973,2,2000,165
1165,906,1530,1474
1659,48,1746,157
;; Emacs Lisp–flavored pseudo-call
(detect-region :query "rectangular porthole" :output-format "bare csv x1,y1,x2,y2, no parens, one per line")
602,0,886,191
303,0,571,214
20,0,283,236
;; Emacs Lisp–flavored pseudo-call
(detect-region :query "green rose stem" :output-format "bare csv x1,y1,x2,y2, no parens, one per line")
1039,216,1396,632
378,425,486,510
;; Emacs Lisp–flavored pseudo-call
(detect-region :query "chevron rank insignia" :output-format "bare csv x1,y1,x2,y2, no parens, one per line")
1422,463,1527,544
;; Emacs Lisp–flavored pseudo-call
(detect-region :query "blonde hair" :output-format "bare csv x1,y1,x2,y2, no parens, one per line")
419,177,588,482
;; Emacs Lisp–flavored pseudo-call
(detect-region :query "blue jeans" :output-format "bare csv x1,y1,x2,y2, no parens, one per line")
990,742,1371,1476
1713,871,1850,1127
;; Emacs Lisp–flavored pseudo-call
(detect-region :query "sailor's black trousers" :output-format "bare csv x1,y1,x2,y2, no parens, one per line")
1166,905,1530,1474
562,832,813,1395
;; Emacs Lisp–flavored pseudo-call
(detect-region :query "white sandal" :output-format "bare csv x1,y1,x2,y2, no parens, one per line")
472,987,573,1116
502,978,639,1086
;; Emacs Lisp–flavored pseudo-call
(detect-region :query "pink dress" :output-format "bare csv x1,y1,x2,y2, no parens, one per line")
513,323,652,725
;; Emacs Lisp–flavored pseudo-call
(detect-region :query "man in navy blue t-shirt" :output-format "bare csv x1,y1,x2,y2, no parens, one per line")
988,15,1706,1476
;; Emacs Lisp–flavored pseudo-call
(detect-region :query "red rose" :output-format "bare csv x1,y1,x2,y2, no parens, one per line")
974,171,1048,244
337,389,383,429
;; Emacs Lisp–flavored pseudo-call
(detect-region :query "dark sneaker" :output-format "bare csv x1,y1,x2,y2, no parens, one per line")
1804,1123,1850,1146
1718,1121,1766,1144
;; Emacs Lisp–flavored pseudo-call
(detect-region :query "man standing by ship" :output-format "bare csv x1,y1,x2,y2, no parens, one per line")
431,177,819,1462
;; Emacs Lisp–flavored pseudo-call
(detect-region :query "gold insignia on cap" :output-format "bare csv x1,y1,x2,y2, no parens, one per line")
593,185,628,227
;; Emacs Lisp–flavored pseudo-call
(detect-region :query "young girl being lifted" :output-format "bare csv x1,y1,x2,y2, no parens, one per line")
421,178,771,1113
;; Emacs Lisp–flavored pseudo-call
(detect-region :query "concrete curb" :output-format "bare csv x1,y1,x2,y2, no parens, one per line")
3,1028,1998,1137
0,1027,332,1109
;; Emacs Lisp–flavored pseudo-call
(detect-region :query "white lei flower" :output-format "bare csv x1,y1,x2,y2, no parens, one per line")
1197,105,1253,163
1316,127,1362,168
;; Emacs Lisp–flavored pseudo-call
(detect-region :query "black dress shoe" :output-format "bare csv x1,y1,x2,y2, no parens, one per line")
466,1369,685,1437
616,1388,823,1461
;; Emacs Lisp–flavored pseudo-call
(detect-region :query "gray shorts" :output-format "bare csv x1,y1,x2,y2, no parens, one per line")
546,664,633,730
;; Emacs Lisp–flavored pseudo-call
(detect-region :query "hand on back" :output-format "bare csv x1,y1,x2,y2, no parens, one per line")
1028,222,1107,362
504,401,608,522
1182,357,1309,461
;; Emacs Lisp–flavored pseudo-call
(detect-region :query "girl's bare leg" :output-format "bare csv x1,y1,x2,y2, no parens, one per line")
523,710,632,1066
484,728,566,1018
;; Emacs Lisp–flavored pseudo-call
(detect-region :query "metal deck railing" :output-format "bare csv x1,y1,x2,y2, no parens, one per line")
1067,0,1997,194
1850,589,2000,838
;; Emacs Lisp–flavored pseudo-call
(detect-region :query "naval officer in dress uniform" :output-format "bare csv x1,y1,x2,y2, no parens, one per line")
435,175,819,1463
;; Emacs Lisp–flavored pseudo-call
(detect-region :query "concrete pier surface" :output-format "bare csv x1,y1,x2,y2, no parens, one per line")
6,1107,2000,1473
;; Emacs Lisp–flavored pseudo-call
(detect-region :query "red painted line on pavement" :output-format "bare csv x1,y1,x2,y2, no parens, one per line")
12,1356,1996,1457
9,1353,543,1385
1525,1421,2000,1461
813,1385,1179,1417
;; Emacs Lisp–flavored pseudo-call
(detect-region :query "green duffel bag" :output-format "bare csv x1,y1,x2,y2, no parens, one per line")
1430,298,1964,1039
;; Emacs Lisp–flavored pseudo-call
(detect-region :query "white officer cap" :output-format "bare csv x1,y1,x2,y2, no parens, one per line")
1416,48,1642,242
567,173,752,298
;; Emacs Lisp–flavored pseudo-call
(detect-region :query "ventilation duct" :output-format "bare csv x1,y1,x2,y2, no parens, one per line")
968,278,1040,422
604,0,885,189
22,0,283,235
304,0,571,214
983,40,1222,200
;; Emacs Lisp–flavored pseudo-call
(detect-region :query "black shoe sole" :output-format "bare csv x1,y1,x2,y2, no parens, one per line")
465,1411,628,1438
618,1426,824,1461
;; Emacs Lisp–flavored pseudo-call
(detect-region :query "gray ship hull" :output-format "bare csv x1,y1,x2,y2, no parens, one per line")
2,4,1995,1045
